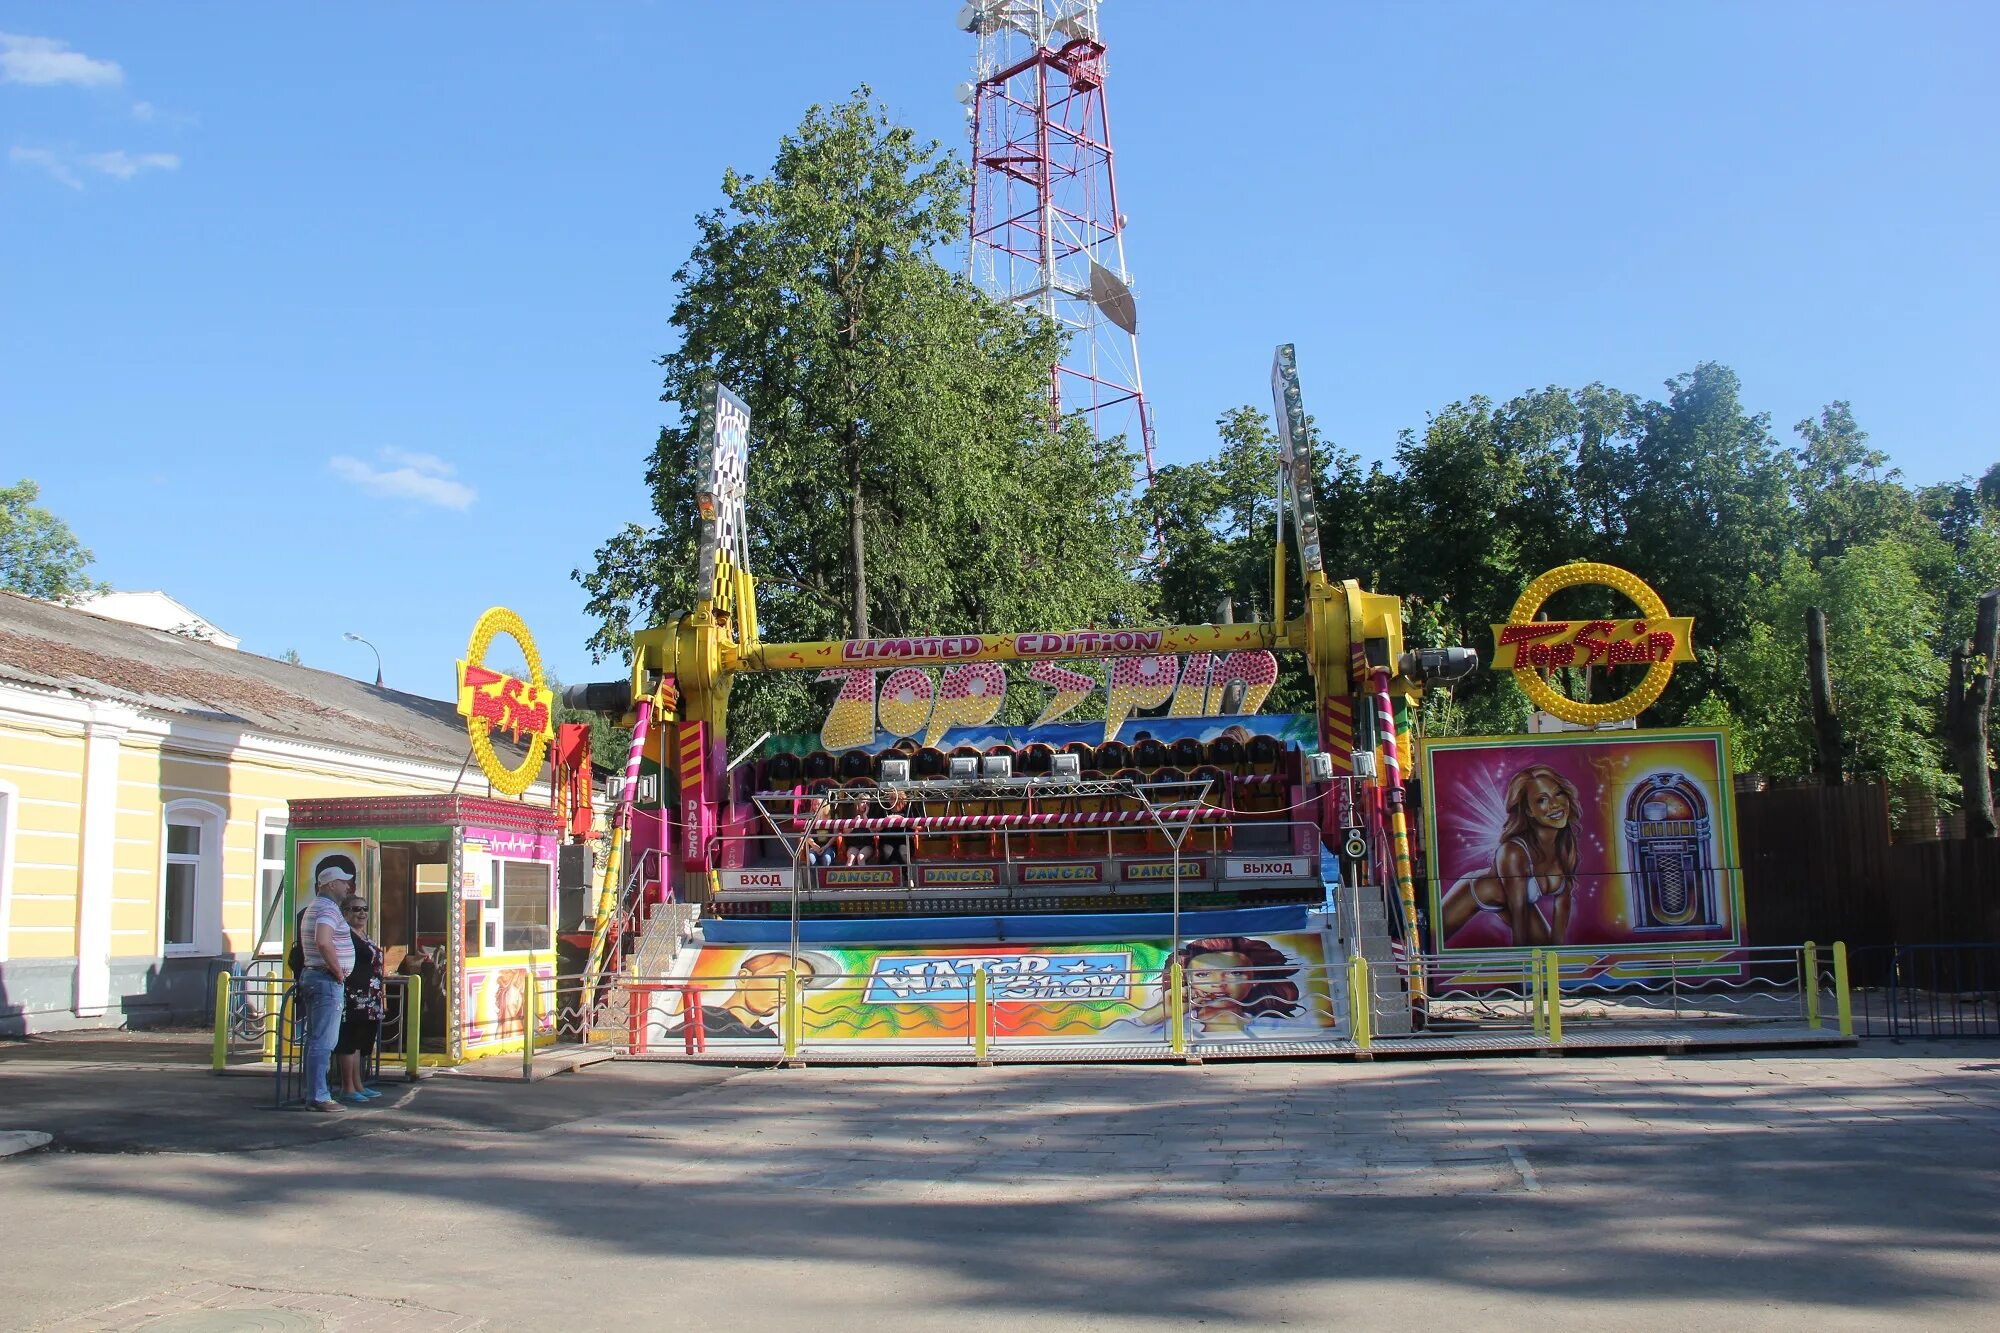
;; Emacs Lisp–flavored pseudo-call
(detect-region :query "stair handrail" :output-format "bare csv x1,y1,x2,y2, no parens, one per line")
580,845,664,1038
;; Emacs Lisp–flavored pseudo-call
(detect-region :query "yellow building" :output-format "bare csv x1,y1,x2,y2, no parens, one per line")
0,590,545,1035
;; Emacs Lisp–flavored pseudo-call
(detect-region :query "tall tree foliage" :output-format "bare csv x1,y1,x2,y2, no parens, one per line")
1152,366,1998,808
578,91,1147,736
0,479,107,604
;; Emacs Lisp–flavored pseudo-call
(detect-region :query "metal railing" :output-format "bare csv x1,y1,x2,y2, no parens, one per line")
609,958,1357,1062
231,939,1859,1077
1843,944,2000,1041
1355,943,1855,1049
214,973,423,1104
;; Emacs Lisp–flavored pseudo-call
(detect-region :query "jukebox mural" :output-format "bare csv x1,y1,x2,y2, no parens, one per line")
1421,729,1744,956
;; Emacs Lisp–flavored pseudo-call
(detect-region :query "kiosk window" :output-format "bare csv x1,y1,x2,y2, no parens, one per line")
498,859,552,952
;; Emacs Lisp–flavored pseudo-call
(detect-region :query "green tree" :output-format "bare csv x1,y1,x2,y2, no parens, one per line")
1790,403,1923,562
0,479,107,603
577,90,1148,738
1722,541,1948,792
1144,406,1287,627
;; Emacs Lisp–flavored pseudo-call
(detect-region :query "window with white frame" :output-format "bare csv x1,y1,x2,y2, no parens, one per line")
255,812,287,954
497,859,552,953
161,801,223,956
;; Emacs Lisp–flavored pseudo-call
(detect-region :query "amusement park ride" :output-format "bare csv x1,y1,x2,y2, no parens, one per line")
272,2,1766,1065
544,350,1496,1055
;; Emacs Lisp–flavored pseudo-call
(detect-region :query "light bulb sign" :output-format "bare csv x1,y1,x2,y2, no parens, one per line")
812,648,1281,752
1490,562,1696,726
1271,343,1324,575
694,381,751,607
456,606,555,797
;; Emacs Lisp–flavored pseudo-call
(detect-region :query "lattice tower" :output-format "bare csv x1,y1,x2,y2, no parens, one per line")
957,0,1158,487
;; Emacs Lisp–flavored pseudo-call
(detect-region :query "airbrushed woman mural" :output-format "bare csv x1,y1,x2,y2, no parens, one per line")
1436,764,1580,947
1423,730,1745,958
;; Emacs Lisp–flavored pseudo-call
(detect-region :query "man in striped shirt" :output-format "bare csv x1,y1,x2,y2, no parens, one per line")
299,864,356,1112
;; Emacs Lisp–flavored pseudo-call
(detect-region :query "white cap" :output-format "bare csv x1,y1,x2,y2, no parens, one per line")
315,866,355,889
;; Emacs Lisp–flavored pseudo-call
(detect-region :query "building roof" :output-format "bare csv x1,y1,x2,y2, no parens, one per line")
78,589,240,650
0,589,518,768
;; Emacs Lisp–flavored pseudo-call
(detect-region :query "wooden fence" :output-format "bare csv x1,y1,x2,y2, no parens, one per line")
1739,781,2000,949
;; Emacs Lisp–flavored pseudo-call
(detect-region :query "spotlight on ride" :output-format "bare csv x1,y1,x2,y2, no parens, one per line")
1398,647,1480,684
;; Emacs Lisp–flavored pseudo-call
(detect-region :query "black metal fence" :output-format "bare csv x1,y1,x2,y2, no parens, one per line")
1845,945,2000,1041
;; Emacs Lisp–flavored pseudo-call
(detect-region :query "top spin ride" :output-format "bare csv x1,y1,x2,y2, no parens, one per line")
561,348,1480,1049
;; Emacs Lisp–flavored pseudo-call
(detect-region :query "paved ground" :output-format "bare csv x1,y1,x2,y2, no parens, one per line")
3,1035,1998,1330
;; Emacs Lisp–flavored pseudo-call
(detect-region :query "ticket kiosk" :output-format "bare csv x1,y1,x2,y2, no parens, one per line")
287,794,560,1065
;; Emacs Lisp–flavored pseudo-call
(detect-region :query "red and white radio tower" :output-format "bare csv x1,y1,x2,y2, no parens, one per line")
958,0,1158,487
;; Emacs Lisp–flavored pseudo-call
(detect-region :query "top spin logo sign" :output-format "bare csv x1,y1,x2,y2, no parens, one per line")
864,953,1134,1005
695,382,752,600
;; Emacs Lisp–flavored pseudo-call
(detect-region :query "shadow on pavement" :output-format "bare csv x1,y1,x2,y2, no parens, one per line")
6,1035,1999,1323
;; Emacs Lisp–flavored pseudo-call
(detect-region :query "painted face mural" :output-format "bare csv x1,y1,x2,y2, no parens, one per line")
667,936,1336,1044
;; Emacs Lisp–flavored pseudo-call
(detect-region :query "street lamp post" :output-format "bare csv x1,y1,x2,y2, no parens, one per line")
343,632,384,688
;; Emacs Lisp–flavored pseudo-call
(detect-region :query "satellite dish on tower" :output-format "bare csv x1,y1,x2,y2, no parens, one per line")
1088,260,1139,335
955,81,977,105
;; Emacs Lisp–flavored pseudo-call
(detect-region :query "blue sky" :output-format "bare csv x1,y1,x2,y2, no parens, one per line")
3,2,1995,693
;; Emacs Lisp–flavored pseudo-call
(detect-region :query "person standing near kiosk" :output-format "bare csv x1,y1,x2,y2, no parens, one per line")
300,865,356,1112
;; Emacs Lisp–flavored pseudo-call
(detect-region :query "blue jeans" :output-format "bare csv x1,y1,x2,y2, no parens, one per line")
300,971,345,1104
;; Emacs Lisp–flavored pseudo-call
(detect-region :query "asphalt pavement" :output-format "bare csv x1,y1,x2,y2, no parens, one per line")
4,1033,1998,1330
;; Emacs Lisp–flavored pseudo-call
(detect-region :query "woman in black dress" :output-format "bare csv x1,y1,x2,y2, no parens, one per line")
334,898,386,1103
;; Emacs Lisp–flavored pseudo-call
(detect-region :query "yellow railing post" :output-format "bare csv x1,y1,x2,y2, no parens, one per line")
1168,960,1188,1055
1833,941,1853,1037
973,966,989,1062
521,969,537,1082
1529,949,1545,1039
1348,954,1372,1051
404,986,422,1080
211,972,231,1072
1545,951,1563,1045
782,969,800,1061
1803,940,1821,1029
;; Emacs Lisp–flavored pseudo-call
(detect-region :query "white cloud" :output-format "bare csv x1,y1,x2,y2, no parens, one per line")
129,100,197,128
10,145,81,189
329,451,477,511
9,145,180,188
0,33,123,88
379,446,456,475
83,149,178,179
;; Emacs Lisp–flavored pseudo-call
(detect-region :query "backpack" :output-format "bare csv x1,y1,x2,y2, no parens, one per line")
285,906,310,979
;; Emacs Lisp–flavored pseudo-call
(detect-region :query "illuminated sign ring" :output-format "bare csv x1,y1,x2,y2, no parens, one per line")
459,606,552,796
1501,563,1681,726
